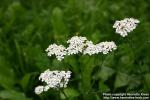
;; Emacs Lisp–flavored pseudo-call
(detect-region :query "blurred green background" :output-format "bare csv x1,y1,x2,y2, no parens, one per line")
0,0,150,100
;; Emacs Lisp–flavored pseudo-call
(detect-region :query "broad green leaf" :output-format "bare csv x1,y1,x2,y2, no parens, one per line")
118,55,134,73
98,66,115,81
127,75,141,91
24,45,50,70
0,57,15,89
144,73,150,90
0,90,31,100
102,53,115,68
35,53,50,71
0,75,15,89
60,88,79,99
51,7,68,36
80,56,95,92
52,59,64,70
91,32,101,43
99,81,110,92
20,74,31,92
64,56,79,73
114,72,129,89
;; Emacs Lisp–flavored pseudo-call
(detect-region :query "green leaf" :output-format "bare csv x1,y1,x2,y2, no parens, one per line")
0,57,15,89
91,32,101,43
24,45,50,71
144,73,150,90
98,66,115,81
0,75,15,89
64,56,79,73
127,75,141,91
99,81,110,92
51,7,68,36
20,74,31,92
80,56,95,92
60,88,79,99
102,53,115,68
35,53,50,71
0,90,31,100
114,72,129,89
52,59,64,70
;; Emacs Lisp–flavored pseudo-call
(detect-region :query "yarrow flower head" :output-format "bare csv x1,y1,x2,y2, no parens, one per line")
83,41,98,55
113,18,140,37
39,69,71,88
66,36,88,55
45,36,117,61
83,41,117,55
96,41,117,54
35,69,71,94
45,44,67,61
34,86,44,95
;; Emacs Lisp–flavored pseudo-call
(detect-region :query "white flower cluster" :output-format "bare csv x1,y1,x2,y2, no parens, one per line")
83,41,117,55
35,69,71,94
34,86,44,95
45,44,67,61
67,36,87,55
46,36,117,61
35,17,140,95
113,18,140,37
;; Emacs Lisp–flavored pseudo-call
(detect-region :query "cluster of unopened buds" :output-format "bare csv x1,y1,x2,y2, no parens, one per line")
35,70,71,94
35,18,140,95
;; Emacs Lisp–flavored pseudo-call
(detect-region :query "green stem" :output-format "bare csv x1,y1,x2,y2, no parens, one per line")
14,40,25,75
60,89,68,100
90,55,105,92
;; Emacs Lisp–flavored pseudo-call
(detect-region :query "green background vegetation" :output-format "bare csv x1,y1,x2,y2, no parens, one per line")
0,0,150,100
